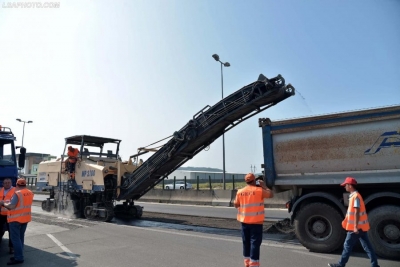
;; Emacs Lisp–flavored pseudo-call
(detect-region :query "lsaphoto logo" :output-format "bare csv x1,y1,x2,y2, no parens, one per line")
364,131,400,155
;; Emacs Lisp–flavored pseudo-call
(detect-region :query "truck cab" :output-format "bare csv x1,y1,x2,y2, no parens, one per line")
0,125,26,186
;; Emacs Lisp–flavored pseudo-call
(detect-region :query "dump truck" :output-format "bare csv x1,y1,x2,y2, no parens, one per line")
259,105,400,260
39,74,295,222
0,125,26,186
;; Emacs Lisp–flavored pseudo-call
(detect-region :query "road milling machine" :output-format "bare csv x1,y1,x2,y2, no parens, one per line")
40,74,295,221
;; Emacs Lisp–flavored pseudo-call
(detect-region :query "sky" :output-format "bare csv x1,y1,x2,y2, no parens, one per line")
1,0,399,174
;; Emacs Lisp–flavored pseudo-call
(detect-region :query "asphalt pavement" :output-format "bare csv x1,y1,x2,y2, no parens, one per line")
33,194,290,221
1,214,398,267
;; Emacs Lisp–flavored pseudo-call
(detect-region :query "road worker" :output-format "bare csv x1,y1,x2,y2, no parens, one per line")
234,173,273,267
328,177,380,267
0,178,34,265
66,146,79,178
0,178,15,254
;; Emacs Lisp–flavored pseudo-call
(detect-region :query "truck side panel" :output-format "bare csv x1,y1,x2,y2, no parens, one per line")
273,118,400,174
261,105,400,189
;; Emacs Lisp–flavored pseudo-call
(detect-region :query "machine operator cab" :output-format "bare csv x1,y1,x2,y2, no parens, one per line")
60,135,133,193
39,135,139,194
63,135,122,179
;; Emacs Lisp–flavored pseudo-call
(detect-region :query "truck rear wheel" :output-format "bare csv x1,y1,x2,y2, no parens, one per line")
294,202,345,253
368,205,400,260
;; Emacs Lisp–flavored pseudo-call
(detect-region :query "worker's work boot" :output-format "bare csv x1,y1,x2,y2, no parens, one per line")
328,264,343,267
249,260,260,267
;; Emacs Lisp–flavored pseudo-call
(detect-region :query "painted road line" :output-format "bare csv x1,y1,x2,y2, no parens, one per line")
47,234,76,259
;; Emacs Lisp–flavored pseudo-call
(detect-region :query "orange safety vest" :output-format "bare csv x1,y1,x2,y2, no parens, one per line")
7,188,34,224
342,191,370,231
0,187,16,216
236,186,265,224
68,148,79,163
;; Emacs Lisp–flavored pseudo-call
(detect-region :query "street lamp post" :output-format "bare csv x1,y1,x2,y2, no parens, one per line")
16,118,33,147
212,54,230,190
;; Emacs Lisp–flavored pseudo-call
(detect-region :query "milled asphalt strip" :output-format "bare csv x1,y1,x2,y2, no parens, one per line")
116,224,304,250
136,202,287,210
46,234,76,259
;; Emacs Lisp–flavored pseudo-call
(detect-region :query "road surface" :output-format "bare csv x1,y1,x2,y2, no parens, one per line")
1,211,398,267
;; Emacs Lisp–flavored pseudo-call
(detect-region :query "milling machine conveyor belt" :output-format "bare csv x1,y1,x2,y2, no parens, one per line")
117,74,295,200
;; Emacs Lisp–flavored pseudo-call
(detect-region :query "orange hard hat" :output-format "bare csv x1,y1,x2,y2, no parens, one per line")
245,173,255,182
16,178,27,186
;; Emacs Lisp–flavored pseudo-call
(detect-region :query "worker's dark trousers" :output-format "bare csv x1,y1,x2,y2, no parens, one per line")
69,162,76,173
241,223,263,263
0,215,13,248
9,222,27,261
338,230,379,267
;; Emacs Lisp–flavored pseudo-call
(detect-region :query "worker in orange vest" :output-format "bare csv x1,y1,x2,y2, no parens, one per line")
328,177,380,267
0,178,15,254
0,178,34,265
234,173,273,267
66,146,80,178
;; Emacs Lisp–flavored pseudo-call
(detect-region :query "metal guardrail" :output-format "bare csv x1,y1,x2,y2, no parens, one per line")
20,176,37,187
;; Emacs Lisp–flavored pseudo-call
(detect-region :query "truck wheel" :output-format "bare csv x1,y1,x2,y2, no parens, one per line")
368,205,400,260
294,202,345,253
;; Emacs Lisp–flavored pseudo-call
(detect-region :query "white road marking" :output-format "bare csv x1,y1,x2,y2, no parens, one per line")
291,250,335,260
117,224,304,250
47,234,76,259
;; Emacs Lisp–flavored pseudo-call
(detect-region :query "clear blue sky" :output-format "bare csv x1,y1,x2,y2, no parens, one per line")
1,0,399,173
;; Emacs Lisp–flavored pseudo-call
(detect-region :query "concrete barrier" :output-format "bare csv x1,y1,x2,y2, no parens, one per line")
140,188,172,203
140,189,289,208
264,190,292,208
212,190,234,207
140,189,214,205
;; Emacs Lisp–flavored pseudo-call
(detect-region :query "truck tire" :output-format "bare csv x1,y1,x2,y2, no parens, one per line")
368,205,400,260
294,202,345,253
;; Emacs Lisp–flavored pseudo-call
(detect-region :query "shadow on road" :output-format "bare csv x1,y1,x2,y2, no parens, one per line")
0,242,80,267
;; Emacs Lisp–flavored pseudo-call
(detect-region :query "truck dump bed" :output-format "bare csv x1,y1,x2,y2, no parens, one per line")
117,74,295,200
259,105,400,190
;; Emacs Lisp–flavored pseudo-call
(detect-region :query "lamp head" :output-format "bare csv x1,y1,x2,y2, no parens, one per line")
16,118,21,122
28,121,33,123
212,54,220,61
224,62,230,67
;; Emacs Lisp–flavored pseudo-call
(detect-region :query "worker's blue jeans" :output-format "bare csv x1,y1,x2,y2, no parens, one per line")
338,230,379,267
241,223,263,262
9,222,27,261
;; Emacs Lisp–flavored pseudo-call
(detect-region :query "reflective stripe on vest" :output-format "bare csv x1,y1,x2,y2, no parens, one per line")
236,186,265,224
8,189,34,224
0,187,15,216
341,192,370,231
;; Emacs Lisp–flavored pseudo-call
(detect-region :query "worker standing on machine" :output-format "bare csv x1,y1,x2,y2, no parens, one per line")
66,146,79,179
